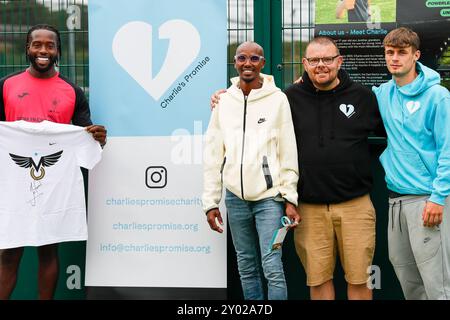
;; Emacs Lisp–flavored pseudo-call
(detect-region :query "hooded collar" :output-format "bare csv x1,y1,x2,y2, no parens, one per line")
228,73,281,101
395,61,441,97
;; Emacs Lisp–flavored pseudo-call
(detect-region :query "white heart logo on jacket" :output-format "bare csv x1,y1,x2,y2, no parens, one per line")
339,104,355,118
406,101,421,114
112,20,201,101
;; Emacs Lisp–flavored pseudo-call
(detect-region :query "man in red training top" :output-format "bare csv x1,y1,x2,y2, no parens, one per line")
0,24,106,299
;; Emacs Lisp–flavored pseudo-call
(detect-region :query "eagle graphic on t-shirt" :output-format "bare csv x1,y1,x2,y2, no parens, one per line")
9,150,63,180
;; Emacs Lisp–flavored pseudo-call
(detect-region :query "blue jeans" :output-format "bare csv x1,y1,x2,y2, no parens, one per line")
225,190,287,300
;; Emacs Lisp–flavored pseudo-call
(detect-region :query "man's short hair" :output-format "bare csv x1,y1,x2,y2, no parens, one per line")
383,27,420,51
235,41,264,56
305,36,340,56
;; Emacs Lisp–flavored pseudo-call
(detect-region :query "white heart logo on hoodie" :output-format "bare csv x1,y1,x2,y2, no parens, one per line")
112,20,201,101
406,101,421,114
339,104,355,118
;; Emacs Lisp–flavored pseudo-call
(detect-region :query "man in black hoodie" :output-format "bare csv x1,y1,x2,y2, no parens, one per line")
284,36,385,300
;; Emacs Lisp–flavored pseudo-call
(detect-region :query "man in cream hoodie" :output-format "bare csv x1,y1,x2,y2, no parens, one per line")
373,27,450,299
202,42,299,300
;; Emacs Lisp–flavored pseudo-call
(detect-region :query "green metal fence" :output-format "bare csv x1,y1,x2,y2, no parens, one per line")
0,0,88,89
280,0,314,85
250,0,316,88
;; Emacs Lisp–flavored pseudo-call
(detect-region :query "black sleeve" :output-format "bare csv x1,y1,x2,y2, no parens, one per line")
72,85,93,127
367,90,387,138
59,75,93,127
0,77,5,121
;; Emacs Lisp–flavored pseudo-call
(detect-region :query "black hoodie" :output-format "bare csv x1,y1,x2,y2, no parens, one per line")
284,69,385,204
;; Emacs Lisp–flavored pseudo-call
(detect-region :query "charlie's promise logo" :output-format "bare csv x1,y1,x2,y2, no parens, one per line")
112,20,200,101
9,150,63,180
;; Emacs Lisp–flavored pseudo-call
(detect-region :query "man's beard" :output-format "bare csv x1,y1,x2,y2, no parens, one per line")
241,77,256,83
28,54,57,73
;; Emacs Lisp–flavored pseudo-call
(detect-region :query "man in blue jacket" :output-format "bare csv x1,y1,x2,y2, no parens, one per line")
373,27,450,299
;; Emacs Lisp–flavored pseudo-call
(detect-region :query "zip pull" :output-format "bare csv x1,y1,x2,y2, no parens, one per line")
240,95,248,200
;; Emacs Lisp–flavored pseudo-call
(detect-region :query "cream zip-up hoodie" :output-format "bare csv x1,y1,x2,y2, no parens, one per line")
202,74,298,213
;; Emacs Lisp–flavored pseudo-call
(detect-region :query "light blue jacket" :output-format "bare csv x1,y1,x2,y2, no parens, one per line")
373,62,450,205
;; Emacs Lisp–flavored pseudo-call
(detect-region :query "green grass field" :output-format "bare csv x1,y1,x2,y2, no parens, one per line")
315,0,397,24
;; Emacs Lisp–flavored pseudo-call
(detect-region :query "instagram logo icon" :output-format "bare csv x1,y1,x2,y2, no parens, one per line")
145,166,167,188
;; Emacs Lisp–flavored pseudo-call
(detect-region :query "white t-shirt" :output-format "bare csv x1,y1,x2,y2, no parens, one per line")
0,120,102,249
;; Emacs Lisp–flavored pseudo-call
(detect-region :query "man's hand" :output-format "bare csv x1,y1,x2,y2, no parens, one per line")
336,0,355,18
86,125,107,146
344,0,356,9
210,89,227,109
285,202,301,229
294,77,303,85
207,208,224,233
422,201,443,227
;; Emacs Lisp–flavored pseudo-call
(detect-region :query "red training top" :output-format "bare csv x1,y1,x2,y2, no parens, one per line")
0,70,92,126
